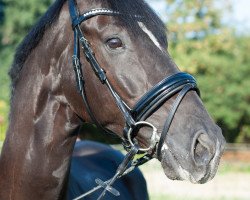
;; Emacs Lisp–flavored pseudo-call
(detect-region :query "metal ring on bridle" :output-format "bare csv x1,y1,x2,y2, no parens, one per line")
127,121,158,152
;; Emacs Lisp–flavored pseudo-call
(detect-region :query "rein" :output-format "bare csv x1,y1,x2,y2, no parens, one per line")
68,0,199,199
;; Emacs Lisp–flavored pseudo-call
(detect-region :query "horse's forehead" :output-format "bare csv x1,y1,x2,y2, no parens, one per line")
82,15,124,38
76,0,104,13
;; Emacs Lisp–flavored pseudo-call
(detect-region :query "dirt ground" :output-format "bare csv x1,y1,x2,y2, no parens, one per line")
140,159,250,200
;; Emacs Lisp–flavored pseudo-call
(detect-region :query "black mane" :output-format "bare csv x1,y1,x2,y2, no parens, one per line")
9,0,167,89
9,0,67,88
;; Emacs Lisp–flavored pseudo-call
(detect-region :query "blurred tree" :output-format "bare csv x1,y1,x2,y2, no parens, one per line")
165,0,250,142
0,0,4,23
165,0,231,41
0,0,5,43
0,0,53,139
1,0,52,45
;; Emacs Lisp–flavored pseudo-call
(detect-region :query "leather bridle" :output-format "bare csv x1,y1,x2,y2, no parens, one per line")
69,0,199,199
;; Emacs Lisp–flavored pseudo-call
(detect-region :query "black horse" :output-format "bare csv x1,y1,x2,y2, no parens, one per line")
0,0,225,199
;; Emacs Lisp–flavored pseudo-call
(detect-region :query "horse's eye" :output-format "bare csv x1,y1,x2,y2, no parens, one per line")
106,38,123,49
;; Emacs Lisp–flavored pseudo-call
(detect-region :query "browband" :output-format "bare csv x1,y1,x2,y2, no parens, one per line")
72,8,120,28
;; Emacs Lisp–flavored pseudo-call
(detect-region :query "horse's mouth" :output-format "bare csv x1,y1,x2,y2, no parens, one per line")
195,141,223,184
159,141,222,184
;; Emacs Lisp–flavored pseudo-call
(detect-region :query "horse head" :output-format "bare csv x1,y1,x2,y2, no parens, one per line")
63,0,226,184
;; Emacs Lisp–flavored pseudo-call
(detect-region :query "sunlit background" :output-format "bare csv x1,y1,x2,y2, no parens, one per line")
0,0,250,199
147,0,250,33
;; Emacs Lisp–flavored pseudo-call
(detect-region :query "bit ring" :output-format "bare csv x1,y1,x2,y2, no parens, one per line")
127,121,158,152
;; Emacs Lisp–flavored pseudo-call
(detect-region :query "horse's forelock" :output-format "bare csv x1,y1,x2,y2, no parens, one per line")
105,0,167,47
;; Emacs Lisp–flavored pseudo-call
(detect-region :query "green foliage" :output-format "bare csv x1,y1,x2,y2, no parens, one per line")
0,0,53,140
2,0,52,46
237,125,250,143
165,0,231,41
0,100,8,140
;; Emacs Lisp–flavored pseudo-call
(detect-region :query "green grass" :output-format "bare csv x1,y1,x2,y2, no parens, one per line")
150,194,248,200
218,161,250,174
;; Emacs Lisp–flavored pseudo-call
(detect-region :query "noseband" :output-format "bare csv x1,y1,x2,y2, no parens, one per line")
69,0,199,199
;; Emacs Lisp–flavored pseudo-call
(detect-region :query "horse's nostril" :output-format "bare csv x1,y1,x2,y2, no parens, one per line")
193,133,214,166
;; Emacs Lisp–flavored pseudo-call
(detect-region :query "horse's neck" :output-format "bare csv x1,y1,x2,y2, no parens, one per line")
0,11,80,200
0,99,78,200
